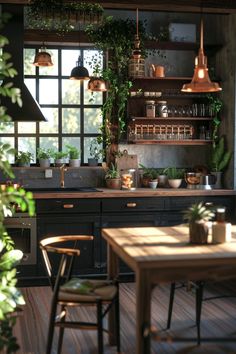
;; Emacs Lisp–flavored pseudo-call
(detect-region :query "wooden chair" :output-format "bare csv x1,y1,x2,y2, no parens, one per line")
40,235,120,354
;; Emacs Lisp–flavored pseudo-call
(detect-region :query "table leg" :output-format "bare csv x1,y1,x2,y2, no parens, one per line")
136,269,152,354
107,243,119,346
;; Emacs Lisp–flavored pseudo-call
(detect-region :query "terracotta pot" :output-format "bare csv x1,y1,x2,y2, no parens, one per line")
189,221,209,244
105,178,121,190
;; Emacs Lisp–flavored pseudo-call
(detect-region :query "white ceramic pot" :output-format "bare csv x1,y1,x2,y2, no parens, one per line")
168,179,182,188
55,159,65,167
69,159,81,168
149,180,158,189
39,159,50,168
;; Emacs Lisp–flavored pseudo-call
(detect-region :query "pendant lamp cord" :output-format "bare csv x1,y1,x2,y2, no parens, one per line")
136,8,139,37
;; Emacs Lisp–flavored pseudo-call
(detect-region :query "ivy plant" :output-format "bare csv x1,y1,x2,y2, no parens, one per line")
0,13,35,353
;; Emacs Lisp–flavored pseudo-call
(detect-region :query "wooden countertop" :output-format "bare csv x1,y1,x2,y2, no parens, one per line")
31,188,236,199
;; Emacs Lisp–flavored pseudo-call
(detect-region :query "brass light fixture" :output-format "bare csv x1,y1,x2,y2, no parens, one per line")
33,45,53,67
87,77,107,92
128,8,145,78
181,18,222,93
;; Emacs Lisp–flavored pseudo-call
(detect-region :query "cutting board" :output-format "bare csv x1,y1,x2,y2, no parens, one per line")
115,150,138,171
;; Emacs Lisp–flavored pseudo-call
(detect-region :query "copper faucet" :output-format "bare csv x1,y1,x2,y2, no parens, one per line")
60,164,68,188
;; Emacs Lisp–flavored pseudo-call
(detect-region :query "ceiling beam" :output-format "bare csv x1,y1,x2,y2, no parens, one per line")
0,0,236,13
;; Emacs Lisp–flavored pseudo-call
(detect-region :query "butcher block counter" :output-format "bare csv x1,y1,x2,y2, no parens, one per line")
31,187,236,199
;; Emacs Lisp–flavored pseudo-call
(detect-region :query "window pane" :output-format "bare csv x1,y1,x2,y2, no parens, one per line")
0,122,14,134
84,137,103,163
84,88,103,105
61,49,80,76
39,79,58,104
0,137,15,163
62,137,80,152
24,48,36,75
39,49,58,76
84,108,102,133
24,78,36,99
40,137,58,151
18,137,36,163
62,108,80,133
18,122,36,134
62,79,80,104
84,50,103,76
40,108,58,133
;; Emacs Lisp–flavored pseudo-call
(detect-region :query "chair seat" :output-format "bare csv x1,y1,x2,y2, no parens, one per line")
59,278,117,302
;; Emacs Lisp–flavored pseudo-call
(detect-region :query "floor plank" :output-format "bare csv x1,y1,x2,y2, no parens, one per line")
13,281,236,353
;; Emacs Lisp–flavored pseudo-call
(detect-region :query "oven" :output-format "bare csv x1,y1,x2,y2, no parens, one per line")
4,213,37,265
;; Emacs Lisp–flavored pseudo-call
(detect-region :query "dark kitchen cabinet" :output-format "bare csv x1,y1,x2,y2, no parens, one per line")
36,199,101,281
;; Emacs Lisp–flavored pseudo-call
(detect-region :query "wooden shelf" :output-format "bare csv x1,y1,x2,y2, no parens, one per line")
132,76,192,81
131,116,214,121
128,139,213,146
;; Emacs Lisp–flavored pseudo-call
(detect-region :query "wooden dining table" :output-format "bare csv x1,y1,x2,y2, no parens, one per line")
101,225,236,354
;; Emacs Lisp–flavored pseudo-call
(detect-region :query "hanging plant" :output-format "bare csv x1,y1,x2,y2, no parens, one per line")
26,0,104,33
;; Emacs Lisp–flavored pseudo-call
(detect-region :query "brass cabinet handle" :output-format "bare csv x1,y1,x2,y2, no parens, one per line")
126,202,137,208
63,204,74,209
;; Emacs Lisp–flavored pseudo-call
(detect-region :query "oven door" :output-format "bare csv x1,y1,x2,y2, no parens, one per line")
4,217,37,265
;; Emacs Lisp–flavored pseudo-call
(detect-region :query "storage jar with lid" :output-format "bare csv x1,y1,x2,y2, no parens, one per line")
145,100,155,118
156,100,168,117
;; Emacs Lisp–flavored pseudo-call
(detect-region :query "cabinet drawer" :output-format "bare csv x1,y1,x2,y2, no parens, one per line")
36,199,101,214
167,196,234,212
102,197,165,213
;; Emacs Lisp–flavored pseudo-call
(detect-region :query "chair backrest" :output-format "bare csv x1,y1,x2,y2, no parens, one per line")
39,235,94,290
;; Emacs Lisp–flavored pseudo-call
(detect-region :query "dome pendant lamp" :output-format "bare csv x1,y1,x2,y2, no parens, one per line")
181,18,222,93
69,55,90,80
33,45,53,67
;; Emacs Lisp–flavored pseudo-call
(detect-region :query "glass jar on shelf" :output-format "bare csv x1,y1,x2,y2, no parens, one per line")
121,169,137,190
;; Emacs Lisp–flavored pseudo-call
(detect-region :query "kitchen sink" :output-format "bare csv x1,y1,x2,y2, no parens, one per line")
28,187,102,193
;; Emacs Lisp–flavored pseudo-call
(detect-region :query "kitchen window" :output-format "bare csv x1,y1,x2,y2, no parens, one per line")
0,46,104,165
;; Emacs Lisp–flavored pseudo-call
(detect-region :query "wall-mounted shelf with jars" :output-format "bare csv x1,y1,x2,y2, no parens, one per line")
127,76,216,146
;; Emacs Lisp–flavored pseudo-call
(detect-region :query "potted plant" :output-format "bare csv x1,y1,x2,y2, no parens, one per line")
88,138,104,166
209,136,232,189
52,150,68,167
66,144,80,167
37,147,52,168
183,202,215,244
164,167,185,188
15,151,34,167
157,168,168,188
105,162,121,189
139,164,158,187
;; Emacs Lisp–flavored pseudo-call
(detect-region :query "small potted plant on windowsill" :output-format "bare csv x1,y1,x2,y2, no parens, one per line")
105,162,121,189
66,144,80,167
37,147,52,168
52,150,68,167
164,167,185,188
15,151,34,167
88,138,104,166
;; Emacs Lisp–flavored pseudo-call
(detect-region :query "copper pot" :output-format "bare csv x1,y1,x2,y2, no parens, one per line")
185,172,201,189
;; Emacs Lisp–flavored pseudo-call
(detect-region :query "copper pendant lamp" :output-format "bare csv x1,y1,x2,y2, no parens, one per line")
181,18,222,93
128,8,145,78
33,45,53,67
69,55,90,80
87,77,107,92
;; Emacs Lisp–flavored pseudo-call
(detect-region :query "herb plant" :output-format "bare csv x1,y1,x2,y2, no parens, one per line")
65,145,80,160
105,163,120,179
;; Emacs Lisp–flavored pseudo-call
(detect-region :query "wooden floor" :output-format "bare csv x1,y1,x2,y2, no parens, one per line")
14,281,236,354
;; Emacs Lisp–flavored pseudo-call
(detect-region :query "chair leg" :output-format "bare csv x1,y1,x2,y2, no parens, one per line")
57,306,66,354
115,291,121,353
97,300,104,354
46,297,58,354
167,282,176,329
195,281,204,346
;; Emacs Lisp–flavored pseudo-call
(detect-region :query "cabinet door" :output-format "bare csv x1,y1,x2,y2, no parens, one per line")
37,214,101,279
